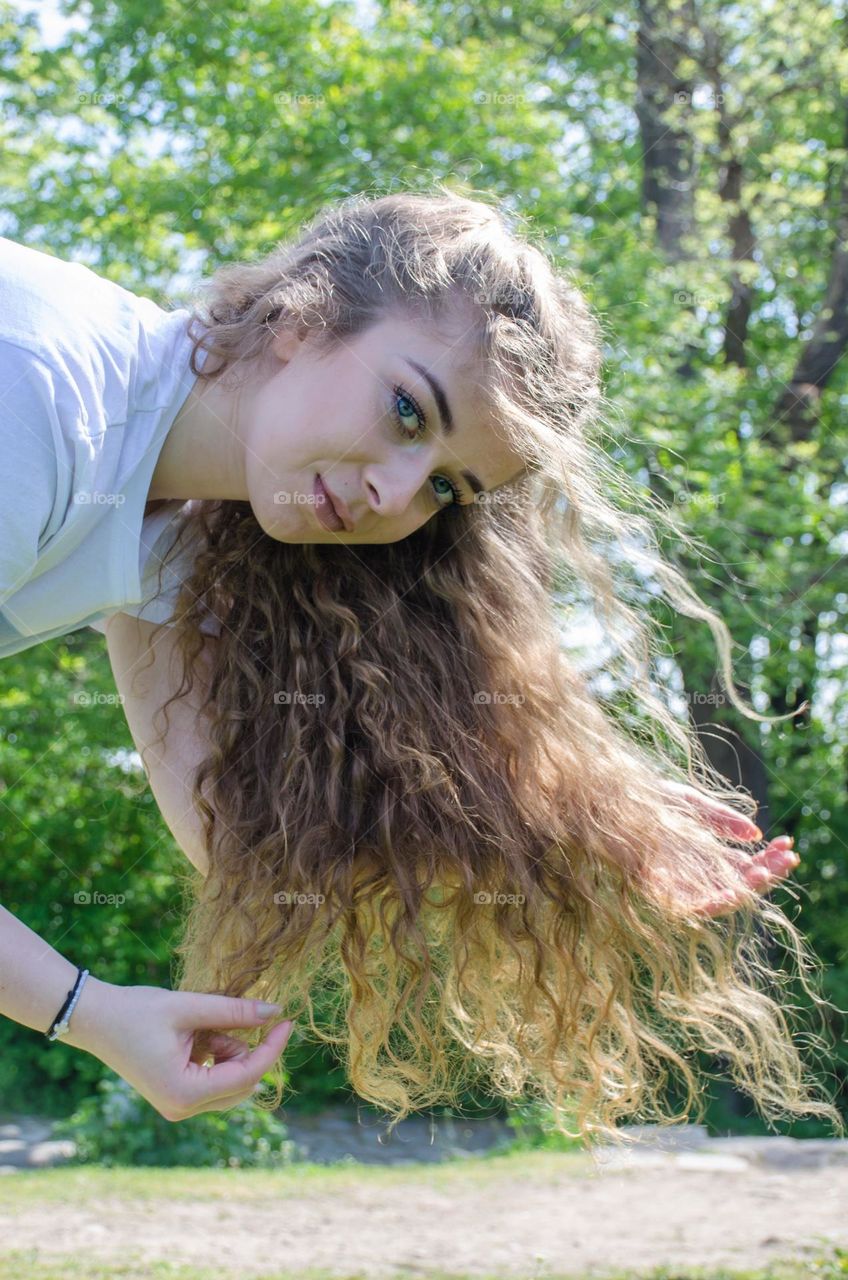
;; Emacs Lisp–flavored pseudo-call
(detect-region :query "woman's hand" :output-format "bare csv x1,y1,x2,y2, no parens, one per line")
67,981,294,1121
658,780,800,918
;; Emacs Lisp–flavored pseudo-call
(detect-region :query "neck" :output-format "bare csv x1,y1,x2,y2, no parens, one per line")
147,374,249,502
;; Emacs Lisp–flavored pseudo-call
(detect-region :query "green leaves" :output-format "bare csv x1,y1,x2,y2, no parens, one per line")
1,0,845,1132
53,1074,297,1167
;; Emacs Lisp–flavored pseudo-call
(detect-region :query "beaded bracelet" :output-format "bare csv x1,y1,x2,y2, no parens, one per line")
46,967,90,1041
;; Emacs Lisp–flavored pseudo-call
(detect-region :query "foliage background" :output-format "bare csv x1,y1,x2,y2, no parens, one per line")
0,0,845,1131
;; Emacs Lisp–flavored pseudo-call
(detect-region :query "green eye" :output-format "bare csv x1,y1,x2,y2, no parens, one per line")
395,389,422,436
392,384,462,508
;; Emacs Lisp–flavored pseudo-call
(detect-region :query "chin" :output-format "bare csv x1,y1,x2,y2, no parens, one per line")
248,493,291,542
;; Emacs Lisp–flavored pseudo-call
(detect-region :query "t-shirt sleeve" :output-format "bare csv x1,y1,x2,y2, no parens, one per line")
89,506,223,638
0,348,64,606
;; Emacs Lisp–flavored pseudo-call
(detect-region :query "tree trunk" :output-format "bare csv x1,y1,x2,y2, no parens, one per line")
636,11,845,846
635,0,697,261
770,106,848,441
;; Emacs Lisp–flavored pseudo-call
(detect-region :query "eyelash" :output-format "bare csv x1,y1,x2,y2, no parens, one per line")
392,384,463,508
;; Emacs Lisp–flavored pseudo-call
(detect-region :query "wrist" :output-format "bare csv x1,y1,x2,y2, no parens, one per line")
60,975,119,1057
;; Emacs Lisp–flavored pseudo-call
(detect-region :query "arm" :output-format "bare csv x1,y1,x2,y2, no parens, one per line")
0,902,112,1045
100,611,216,877
2,622,295,1118
0,902,292,1120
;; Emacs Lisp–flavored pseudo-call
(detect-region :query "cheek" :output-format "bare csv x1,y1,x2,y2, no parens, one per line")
245,466,286,539
395,506,434,540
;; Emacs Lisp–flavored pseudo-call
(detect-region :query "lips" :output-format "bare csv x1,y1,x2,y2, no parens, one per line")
314,474,347,533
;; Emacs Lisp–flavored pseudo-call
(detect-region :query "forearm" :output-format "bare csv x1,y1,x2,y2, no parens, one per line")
0,902,114,1052
1,904,290,1123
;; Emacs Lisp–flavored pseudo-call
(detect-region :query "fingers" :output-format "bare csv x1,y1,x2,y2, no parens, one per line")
162,1080,259,1120
660,781,763,843
698,889,745,918
657,781,802,920
188,1018,294,1101
744,835,799,891
174,993,284,1032
162,1019,294,1122
189,1031,252,1067
696,837,800,918
716,809,763,843
759,834,798,868
182,1088,259,1118
659,784,809,876
690,794,762,842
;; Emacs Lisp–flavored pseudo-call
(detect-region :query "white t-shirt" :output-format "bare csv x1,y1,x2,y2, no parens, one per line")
0,236,220,657
86,497,223,640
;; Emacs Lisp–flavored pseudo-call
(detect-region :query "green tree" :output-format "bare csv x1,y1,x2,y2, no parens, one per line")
1,0,844,1130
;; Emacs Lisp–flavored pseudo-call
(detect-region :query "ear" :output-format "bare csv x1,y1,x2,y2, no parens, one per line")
268,325,303,365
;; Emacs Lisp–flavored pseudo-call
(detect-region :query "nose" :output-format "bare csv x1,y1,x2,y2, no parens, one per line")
364,455,434,519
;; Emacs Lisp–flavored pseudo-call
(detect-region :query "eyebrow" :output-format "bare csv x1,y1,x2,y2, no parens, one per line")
402,356,484,498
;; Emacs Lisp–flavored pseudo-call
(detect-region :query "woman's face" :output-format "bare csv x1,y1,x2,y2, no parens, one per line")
241,311,526,543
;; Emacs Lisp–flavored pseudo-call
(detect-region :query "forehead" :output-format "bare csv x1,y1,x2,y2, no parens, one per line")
358,308,482,379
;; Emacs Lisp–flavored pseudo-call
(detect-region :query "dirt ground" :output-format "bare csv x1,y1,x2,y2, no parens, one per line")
0,1158,846,1277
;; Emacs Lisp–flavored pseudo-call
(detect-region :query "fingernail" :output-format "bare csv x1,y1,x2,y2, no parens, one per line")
751,825,763,841
256,1001,282,1018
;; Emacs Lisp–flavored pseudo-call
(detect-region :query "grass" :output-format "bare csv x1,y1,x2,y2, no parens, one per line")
0,1251,844,1279
0,1148,592,1205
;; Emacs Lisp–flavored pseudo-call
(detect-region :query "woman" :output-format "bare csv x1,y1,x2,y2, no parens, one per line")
0,186,835,1141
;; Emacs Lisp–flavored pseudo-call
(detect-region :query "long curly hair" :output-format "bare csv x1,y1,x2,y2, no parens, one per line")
139,185,841,1143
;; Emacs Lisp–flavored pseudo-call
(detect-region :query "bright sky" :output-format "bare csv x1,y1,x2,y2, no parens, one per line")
15,0,379,46
15,0,88,46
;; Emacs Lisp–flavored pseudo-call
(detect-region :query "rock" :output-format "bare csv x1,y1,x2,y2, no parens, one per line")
703,1137,848,1169
594,1126,848,1172
0,1116,74,1169
593,1148,752,1172
613,1123,711,1151
275,1105,514,1166
1,1110,847,1173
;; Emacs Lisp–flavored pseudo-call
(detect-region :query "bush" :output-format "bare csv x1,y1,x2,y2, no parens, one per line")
53,1074,299,1168
501,1099,584,1153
